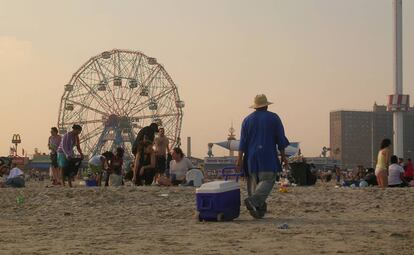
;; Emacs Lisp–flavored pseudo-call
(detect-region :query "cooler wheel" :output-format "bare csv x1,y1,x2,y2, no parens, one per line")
195,211,202,222
217,212,224,222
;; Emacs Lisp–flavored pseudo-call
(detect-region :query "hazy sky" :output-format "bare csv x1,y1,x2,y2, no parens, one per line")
0,0,413,158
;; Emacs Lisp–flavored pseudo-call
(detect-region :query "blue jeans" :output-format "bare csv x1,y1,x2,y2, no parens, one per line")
6,177,25,188
246,170,276,208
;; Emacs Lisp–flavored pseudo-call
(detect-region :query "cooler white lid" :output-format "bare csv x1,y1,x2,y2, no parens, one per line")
196,181,240,194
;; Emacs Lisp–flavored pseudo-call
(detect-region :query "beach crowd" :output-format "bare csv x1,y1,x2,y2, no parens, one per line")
1,94,413,219
0,123,203,189
316,139,414,188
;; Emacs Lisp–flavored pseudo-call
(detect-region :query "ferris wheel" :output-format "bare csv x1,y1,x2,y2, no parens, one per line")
57,49,184,159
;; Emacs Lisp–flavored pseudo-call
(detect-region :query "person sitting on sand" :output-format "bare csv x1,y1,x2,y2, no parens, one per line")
398,158,405,167
107,147,124,186
404,158,414,182
123,161,134,182
0,163,25,188
388,155,407,188
88,151,114,186
334,165,341,184
375,139,391,188
356,165,365,180
133,141,156,186
169,147,193,186
364,168,377,186
0,165,10,188
325,170,333,182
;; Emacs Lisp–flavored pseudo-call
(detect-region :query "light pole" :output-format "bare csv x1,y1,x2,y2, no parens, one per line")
389,0,409,158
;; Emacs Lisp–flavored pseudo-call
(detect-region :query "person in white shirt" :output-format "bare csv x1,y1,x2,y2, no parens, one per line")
388,155,406,187
88,151,114,186
0,164,25,188
169,147,193,185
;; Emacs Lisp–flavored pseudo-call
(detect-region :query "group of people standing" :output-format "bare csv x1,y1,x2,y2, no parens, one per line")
48,125,83,187
49,124,123,187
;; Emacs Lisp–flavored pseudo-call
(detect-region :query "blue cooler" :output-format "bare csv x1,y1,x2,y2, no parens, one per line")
196,181,240,221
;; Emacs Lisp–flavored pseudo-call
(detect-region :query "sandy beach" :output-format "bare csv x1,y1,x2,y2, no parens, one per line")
1,182,413,255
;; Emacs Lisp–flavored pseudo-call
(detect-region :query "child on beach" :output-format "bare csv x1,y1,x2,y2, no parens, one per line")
108,147,124,186
88,151,114,186
123,162,134,182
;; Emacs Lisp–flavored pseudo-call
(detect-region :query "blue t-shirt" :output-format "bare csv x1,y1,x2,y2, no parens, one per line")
239,110,289,173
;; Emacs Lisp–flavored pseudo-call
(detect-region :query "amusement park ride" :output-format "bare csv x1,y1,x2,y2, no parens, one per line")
57,49,185,159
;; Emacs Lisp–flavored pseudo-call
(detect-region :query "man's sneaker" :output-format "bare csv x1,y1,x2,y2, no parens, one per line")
258,202,267,218
244,198,262,219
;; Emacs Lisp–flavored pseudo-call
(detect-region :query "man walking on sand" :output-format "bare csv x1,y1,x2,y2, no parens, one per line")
236,94,290,219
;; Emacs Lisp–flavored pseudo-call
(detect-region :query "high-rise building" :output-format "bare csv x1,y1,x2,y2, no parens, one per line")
330,103,414,168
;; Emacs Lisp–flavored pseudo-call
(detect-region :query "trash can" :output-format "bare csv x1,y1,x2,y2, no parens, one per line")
289,162,312,186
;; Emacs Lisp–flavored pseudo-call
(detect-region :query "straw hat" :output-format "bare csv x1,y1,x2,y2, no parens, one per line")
250,94,273,109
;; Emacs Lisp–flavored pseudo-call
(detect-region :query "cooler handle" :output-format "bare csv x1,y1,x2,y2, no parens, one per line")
221,167,243,182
